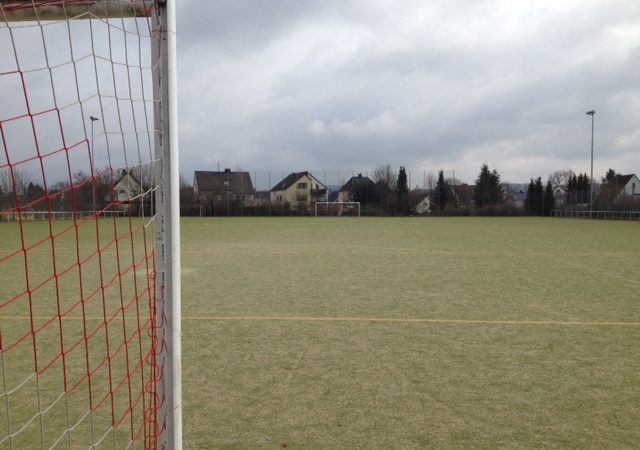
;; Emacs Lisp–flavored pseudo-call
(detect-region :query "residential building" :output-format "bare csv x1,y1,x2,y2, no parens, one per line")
452,184,474,206
413,194,432,214
596,173,640,205
270,171,328,210
337,174,375,203
110,169,143,211
193,169,255,208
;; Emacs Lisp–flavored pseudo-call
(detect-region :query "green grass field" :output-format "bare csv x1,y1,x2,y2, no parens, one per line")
2,217,640,449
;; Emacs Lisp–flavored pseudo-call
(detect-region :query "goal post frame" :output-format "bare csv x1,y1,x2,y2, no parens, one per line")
152,1,182,449
0,0,153,21
1,1,182,448
314,201,361,217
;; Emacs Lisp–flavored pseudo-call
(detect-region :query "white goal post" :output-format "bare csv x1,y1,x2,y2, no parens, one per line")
1,1,181,449
314,201,361,217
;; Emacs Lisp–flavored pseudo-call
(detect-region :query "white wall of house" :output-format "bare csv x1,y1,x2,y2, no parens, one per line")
553,186,567,206
113,172,141,202
270,173,328,207
414,196,431,214
622,174,640,197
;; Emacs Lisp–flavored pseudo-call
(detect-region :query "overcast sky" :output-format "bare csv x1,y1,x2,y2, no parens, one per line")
174,0,640,183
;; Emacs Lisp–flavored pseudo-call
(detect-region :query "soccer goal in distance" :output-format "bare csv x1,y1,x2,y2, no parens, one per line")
314,201,361,217
0,1,181,449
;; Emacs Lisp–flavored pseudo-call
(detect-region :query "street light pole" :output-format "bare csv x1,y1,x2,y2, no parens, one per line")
586,110,595,215
90,115,100,213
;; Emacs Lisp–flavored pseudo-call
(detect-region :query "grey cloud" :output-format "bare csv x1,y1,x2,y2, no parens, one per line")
5,0,625,185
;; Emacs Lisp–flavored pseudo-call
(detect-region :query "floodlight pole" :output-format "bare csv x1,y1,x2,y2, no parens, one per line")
90,115,100,213
586,110,595,215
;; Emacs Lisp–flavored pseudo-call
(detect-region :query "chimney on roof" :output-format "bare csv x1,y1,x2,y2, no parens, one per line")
357,173,362,178
224,168,231,173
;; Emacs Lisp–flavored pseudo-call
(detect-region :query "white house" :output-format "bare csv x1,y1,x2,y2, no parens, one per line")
413,195,432,214
270,171,328,210
110,169,143,211
619,174,640,197
597,173,640,204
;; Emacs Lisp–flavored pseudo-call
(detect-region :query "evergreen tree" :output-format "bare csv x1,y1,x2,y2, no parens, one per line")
543,179,555,216
603,168,617,183
575,173,591,204
434,170,449,211
525,179,535,214
473,164,503,207
396,167,408,196
567,174,577,204
396,166,409,214
525,177,544,215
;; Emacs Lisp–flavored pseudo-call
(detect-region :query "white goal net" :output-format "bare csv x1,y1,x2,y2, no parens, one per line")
0,1,181,449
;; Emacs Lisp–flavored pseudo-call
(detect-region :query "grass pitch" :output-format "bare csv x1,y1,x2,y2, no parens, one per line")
180,217,640,449
2,217,640,448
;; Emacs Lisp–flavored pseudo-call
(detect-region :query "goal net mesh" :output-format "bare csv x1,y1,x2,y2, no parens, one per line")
0,1,167,448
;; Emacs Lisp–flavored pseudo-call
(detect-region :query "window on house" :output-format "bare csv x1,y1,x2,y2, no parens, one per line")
297,182,307,189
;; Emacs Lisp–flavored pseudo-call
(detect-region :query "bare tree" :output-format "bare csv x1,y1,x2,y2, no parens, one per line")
549,170,575,190
372,164,396,191
425,171,437,193
0,167,31,197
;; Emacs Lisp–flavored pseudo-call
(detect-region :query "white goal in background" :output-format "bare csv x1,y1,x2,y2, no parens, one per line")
314,201,361,217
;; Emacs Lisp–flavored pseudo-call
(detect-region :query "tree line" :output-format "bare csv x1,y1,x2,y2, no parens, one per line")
349,164,637,216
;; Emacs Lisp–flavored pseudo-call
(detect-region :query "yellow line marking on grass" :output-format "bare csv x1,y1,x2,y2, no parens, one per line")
180,315,640,326
3,315,640,327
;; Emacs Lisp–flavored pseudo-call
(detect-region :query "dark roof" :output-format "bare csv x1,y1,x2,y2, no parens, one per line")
597,174,635,200
452,184,474,196
339,174,374,192
270,171,323,192
194,171,255,194
452,184,474,204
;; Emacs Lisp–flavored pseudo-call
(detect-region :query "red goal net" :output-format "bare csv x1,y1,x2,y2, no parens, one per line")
0,1,171,448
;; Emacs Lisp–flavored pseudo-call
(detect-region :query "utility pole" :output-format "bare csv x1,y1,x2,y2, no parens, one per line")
586,110,595,215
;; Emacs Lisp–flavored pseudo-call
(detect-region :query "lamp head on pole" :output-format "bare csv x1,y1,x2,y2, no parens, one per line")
90,115,100,122
585,110,595,116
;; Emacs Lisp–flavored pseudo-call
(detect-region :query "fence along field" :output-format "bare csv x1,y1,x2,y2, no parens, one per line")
0,1,180,449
